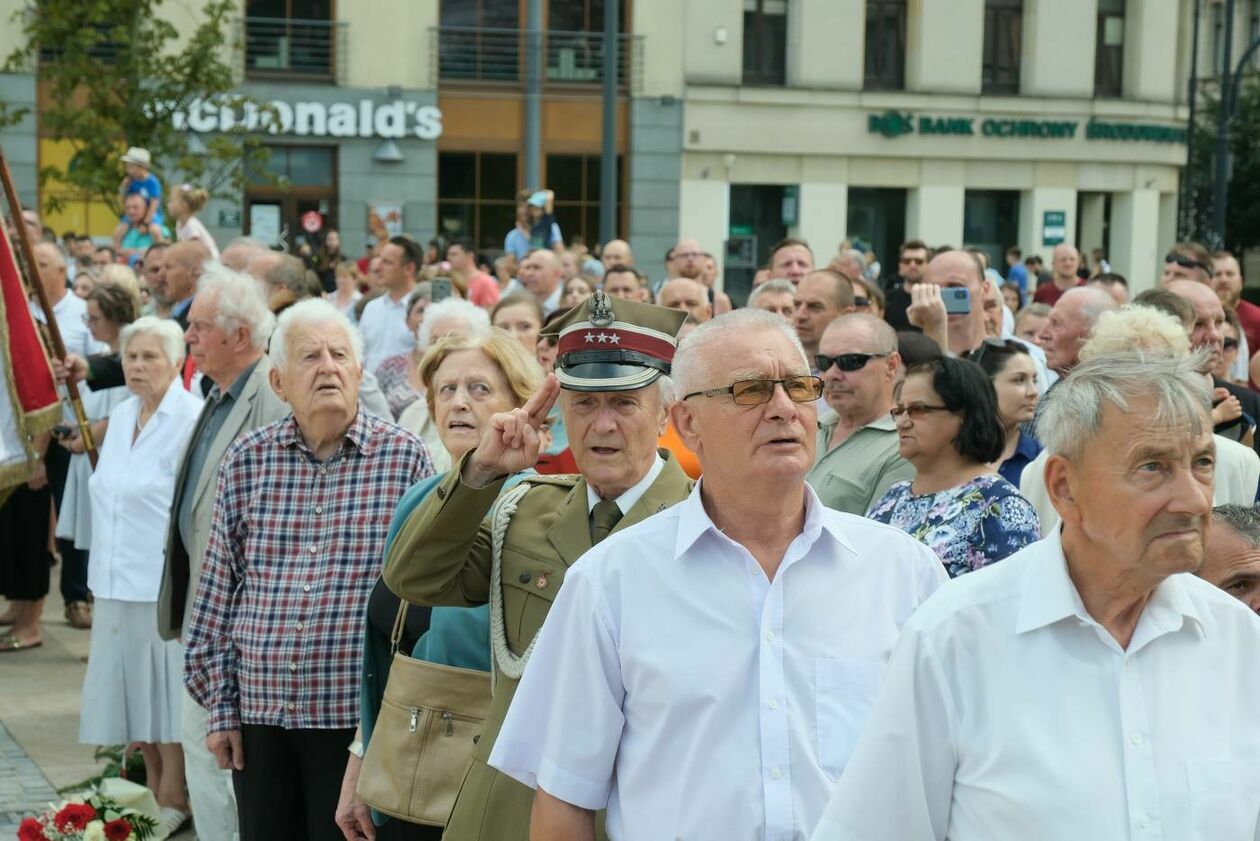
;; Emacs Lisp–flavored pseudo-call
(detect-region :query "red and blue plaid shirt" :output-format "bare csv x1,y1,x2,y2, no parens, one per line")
184,410,434,733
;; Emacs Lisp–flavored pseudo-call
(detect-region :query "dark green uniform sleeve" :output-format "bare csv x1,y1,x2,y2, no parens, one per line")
383,451,508,608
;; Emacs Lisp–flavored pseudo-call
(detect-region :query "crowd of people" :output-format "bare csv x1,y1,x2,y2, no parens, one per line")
2,169,1260,841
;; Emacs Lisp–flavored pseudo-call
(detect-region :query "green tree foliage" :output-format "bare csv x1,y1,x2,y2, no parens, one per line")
0,0,272,215
1185,79,1260,252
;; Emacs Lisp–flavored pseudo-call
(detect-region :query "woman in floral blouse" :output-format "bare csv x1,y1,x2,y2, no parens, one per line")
868,356,1040,578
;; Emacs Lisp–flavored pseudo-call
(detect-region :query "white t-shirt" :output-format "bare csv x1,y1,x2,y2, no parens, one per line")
176,215,220,260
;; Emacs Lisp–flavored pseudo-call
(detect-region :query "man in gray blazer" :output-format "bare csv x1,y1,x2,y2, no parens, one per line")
157,264,288,841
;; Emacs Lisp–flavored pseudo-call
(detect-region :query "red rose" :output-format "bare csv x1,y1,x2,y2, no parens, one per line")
53,802,96,832
103,817,133,841
17,817,50,841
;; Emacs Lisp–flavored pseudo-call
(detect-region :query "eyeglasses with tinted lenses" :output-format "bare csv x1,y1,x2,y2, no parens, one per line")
890,403,953,420
683,376,824,406
1165,253,1208,272
815,352,889,373
1224,337,1240,350
853,296,870,308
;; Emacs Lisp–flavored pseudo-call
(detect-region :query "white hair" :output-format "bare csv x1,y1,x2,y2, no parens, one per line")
670,308,808,398
119,315,185,366
416,297,492,350
747,278,797,306
197,262,276,351
1036,351,1211,462
269,298,364,369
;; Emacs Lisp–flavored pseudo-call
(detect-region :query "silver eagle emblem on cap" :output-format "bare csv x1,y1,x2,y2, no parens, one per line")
589,290,615,327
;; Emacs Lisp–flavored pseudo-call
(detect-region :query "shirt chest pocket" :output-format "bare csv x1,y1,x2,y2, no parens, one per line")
815,658,886,780
500,550,566,655
1187,758,1260,840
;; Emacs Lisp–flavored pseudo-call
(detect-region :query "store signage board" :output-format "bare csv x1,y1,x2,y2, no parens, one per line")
1043,211,1067,246
172,98,443,141
868,110,1185,144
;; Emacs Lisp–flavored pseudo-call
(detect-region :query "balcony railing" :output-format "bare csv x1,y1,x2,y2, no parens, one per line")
241,17,347,84
431,27,642,93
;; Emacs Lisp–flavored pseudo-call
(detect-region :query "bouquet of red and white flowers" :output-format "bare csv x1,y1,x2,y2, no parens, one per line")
16,790,158,841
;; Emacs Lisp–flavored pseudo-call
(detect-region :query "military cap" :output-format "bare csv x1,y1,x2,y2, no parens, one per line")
543,290,687,392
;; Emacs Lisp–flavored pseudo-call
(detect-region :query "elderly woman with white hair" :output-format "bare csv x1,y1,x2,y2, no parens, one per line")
395,297,493,469
80,315,204,834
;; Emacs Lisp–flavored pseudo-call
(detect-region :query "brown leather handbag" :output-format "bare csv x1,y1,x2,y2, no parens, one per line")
356,602,492,826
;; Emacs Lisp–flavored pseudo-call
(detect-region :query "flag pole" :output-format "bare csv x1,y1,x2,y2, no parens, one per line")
0,144,98,468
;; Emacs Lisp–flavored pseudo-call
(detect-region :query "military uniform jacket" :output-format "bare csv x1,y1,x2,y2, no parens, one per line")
382,449,693,841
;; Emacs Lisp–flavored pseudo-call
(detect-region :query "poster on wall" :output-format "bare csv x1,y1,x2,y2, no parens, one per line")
368,201,403,241
250,204,282,246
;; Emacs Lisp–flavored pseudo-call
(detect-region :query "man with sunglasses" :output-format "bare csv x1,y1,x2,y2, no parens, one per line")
807,314,913,515
490,308,946,841
884,239,930,331
1160,241,1214,286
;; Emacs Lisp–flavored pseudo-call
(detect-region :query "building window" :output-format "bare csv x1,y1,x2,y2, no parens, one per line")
245,145,338,249
545,154,625,246
1095,0,1125,97
982,0,1022,94
865,0,907,91
438,0,521,82
244,0,337,80
743,0,788,86
437,152,519,254
963,190,1019,271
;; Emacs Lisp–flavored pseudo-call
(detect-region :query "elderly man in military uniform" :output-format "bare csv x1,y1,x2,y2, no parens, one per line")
383,292,693,841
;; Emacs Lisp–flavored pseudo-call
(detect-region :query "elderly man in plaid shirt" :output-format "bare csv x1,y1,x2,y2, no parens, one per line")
184,299,434,841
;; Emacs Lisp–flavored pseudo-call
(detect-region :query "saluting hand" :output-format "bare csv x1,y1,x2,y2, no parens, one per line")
462,374,561,488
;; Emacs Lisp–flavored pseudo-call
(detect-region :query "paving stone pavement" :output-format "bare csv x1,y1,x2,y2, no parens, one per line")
0,721,61,836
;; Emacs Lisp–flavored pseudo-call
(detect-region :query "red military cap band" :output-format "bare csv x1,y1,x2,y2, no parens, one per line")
557,326,678,364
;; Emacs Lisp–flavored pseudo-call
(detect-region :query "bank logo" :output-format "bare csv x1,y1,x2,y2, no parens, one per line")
869,110,914,139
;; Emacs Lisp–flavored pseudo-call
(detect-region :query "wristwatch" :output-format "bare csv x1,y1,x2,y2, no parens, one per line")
348,739,365,758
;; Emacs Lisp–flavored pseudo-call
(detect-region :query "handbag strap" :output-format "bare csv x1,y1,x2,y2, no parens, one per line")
389,598,409,655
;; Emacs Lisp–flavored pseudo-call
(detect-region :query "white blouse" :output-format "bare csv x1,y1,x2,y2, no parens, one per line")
88,381,203,601
176,215,220,260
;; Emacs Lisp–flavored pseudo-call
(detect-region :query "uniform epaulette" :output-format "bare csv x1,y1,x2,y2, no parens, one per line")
522,472,580,489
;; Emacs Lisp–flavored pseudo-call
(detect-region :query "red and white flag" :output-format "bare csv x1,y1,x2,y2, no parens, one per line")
0,219,59,491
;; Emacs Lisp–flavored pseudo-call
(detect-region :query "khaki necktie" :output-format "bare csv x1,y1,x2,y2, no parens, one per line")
590,499,624,544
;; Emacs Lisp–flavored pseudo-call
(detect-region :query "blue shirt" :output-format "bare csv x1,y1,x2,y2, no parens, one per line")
504,227,531,260
997,431,1042,488
124,174,165,225
868,474,1041,578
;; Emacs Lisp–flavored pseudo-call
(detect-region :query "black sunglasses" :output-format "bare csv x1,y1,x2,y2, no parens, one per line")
815,352,889,373
1224,337,1240,350
1165,253,1209,272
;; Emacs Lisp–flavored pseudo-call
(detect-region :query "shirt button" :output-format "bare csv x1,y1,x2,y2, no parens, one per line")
287,702,295,711
768,699,778,710
303,584,311,593
770,767,782,780
319,467,327,476
314,505,323,515
290,661,297,672
1130,733,1143,746
309,545,317,554
296,622,304,631
765,630,776,642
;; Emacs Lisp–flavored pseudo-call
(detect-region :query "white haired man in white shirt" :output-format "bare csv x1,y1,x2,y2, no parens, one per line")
489,308,947,840
811,351,1260,841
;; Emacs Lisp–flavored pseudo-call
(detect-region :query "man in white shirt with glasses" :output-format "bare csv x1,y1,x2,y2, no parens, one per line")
489,309,947,841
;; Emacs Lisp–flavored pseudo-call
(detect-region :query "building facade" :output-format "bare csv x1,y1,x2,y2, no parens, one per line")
0,0,1204,298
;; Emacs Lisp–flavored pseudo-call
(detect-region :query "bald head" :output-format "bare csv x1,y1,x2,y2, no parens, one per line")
1168,278,1228,370
161,240,212,304
221,239,267,273
166,240,211,272
601,239,633,270
32,242,67,302
1036,285,1118,374
659,277,712,323
520,249,562,300
672,238,705,281
246,251,284,284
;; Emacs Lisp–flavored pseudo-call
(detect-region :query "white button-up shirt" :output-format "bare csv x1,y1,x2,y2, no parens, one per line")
811,527,1260,841
88,382,203,601
490,481,947,841
357,290,414,373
